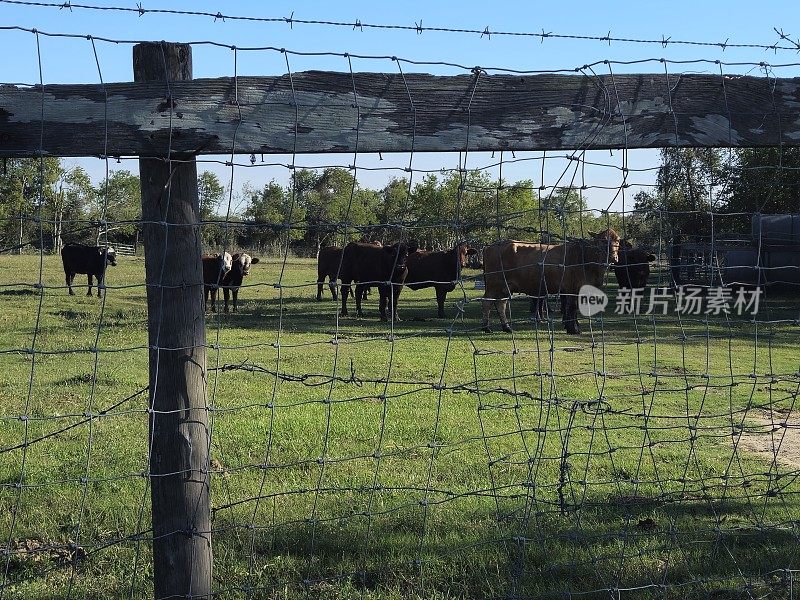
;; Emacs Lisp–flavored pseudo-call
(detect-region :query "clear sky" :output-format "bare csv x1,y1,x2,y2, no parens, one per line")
2,0,800,214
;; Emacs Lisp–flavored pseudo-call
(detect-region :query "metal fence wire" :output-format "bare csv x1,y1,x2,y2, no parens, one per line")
1,15,800,600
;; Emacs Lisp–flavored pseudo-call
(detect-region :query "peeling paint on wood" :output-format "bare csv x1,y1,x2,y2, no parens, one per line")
1,72,798,157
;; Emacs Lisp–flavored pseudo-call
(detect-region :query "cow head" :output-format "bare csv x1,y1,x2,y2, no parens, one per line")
588,228,621,264
384,242,410,272
232,253,259,277
456,243,478,268
616,240,656,289
215,251,233,274
103,246,117,266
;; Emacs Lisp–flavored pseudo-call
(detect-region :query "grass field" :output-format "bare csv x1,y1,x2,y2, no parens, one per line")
1,253,799,599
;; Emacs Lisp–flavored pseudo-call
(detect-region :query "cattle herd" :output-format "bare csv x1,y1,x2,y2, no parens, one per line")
59,230,657,334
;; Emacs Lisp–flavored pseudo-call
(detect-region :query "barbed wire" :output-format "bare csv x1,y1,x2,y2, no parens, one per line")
1,0,799,53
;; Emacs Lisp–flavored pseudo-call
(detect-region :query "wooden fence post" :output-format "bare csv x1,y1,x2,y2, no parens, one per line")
133,42,212,599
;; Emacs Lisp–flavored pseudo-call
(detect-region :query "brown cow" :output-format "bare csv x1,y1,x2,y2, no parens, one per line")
482,229,620,334
614,240,656,290
404,243,477,317
339,241,410,321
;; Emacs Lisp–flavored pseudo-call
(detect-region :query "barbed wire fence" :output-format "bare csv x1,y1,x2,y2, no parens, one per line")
0,13,799,600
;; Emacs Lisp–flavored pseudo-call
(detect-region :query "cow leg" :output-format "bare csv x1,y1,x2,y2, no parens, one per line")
562,295,580,334
355,284,366,318
530,296,546,322
329,278,338,301
210,288,218,313
66,272,75,295
340,281,351,317
97,274,104,298
435,285,447,318
232,289,239,313
378,286,389,321
316,278,324,301
481,297,493,333
391,282,402,321
496,297,512,333
86,274,94,296
203,287,209,312
223,287,231,313
531,297,540,321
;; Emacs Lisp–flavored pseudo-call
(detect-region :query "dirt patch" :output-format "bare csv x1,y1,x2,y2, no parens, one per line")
737,410,800,468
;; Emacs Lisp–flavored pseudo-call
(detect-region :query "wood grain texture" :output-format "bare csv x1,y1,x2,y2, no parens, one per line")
136,42,213,600
2,71,799,156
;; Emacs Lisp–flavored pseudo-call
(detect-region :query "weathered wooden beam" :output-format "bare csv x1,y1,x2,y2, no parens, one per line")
2,71,799,157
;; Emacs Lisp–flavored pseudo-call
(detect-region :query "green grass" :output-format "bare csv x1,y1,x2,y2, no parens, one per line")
1,253,799,599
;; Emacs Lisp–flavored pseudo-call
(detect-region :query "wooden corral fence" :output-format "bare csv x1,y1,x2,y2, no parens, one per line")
3,41,800,599
110,242,137,256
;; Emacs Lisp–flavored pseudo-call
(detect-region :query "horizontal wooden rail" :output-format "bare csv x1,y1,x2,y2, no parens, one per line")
2,71,799,157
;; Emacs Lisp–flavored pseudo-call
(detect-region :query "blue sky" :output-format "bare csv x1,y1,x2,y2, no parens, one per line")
2,0,800,213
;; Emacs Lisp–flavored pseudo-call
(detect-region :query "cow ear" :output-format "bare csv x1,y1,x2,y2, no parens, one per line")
588,231,597,237
647,254,656,262
467,248,478,256
408,241,419,253
231,253,241,261
250,257,260,264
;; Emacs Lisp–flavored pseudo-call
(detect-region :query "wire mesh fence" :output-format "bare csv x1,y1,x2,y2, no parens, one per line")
1,12,800,599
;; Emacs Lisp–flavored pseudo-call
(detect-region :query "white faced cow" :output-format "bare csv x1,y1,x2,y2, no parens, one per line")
202,252,259,313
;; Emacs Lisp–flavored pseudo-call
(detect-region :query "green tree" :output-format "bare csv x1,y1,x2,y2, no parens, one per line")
539,187,588,241
303,167,376,251
374,177,413,241
52,166,93,250
198,171,225,221
490,179,539,242
243,180,306,250
0,157,63,252
197,171,227,248
724,147,800,215
655,148,724,241
626,190,664,247
92,170,141,244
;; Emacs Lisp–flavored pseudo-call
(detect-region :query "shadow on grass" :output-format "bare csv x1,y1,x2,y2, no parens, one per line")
4,484,799,599
209,494,800,599
205,290,800,354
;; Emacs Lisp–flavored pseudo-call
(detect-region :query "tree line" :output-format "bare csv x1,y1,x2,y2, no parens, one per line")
2,148,798,255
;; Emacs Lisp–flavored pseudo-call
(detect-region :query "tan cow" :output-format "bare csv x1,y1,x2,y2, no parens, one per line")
482,229,620,334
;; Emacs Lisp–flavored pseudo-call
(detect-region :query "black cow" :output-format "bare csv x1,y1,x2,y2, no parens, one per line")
219,253,260,313
202,252,233,312
317,241,382,302
614,240,656,290
404,243,477,317
317,246,344,301
339,242,410,321
61,244,117,298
